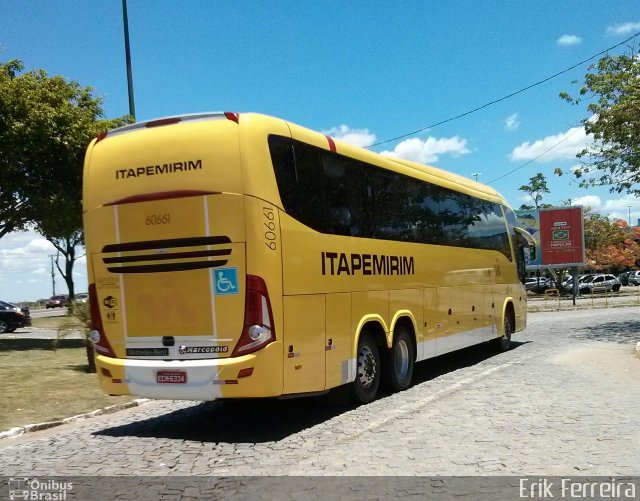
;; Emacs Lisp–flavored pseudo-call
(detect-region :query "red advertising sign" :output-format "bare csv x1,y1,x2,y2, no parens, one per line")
538,207,585,267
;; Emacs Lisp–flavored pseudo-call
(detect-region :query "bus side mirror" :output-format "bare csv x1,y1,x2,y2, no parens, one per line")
515,226,536,261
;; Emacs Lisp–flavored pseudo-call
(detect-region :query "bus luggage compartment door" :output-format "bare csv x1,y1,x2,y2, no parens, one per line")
282,294,326,394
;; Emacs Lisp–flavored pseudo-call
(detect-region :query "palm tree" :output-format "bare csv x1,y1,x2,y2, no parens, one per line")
53,302,96,373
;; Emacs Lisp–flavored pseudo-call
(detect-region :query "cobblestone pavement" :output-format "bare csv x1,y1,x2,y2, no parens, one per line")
1,307,639,478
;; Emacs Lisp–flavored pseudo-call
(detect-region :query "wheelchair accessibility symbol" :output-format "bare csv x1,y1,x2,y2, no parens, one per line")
214,267,239,295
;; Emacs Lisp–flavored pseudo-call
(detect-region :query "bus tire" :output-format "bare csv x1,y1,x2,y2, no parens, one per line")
351,332,380,404
493,313,513,352
384,327,414,392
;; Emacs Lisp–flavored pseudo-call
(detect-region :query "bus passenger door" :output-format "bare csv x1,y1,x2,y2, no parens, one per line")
282,295,326,394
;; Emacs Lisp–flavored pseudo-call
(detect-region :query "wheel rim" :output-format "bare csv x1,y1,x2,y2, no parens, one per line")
357,345,377,389
395,339,410,379
0,322,7,334
503,318,512,342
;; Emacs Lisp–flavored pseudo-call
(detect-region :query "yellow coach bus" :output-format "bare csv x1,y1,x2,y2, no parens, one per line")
83,112,534,404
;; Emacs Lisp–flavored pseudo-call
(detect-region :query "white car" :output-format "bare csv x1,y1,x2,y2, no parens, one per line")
577,274,621,294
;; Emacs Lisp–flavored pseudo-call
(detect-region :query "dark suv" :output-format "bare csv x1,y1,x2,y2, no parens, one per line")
46,295,68,309
0,300,32,333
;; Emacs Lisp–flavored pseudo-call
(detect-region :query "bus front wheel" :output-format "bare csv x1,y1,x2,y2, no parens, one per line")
493,313,513,352
351,333,380,404
384,327,414,392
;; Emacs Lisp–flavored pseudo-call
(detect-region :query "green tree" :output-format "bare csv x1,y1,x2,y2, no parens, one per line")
559,53,640,194
518,172,554,210
0,60,29,238
0,59,129,297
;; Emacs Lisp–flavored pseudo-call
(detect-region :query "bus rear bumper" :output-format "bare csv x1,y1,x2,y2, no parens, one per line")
95,342,283,401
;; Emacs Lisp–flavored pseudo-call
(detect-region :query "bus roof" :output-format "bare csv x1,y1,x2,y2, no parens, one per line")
96,111,510,208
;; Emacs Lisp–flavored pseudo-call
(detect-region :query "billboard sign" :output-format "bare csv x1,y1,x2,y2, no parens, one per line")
515,206,585,269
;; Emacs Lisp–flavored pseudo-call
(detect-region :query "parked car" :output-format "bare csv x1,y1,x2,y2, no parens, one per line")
627,271,640,286
577,274,621,294
46,295,68,308
525,277,551,294
0,300,32,333
617,271,632,286
75,293,89,304
562,274,595,293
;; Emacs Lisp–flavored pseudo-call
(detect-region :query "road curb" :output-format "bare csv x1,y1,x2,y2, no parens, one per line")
0,398,151,440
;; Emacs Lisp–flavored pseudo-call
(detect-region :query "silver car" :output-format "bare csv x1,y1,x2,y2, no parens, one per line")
578,274,621,294
627,270,640,286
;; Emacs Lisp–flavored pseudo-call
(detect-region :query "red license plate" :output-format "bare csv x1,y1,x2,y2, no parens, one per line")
156,371,187,384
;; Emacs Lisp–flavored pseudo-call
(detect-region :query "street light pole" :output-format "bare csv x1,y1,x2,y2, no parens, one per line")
122,0,136,120
50,254,56,296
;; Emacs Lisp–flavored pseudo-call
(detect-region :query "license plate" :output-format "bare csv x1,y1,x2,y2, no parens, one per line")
156,371,187,384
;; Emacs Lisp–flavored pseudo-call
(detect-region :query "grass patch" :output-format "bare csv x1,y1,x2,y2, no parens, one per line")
31,315,81,330
0,346,133,431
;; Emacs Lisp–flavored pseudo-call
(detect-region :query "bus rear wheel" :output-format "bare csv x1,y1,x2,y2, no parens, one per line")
351,333,380,404
384,327,414,392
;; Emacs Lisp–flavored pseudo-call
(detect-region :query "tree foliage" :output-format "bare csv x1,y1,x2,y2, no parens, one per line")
582,207,640,271
559,53,640,194
0,58,130,296
518,172,554,210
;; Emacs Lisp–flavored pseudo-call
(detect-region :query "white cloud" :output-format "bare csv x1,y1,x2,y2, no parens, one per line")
606,22,640,36
510,126,591,163
322,125,376,148
557,34,582,46
603,195,640,211
568,194,640,224
380,136,470,164
0,230,87,301
602,195,640,223
505,113,520,132
572,195,602,209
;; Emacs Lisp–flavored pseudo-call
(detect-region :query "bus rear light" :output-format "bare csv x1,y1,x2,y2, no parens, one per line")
146,117,181,128
237,367,254,378
232,275,275,356
88,283,117,358
224,112,239,123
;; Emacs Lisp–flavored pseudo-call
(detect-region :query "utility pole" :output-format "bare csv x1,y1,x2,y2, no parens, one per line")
628,205,632,226
122,0,136,120
50,255,56,295
472,172,482,182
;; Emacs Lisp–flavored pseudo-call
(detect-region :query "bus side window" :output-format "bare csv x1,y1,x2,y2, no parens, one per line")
322,154,364,237
270,135,326,232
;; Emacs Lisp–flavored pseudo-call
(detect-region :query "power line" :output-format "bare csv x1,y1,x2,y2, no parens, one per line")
486,127,583,184
366,31,640,149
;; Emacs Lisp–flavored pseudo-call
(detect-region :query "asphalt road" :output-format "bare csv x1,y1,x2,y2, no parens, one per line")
28,307,68,319
2,306,638,485
2,306,639,500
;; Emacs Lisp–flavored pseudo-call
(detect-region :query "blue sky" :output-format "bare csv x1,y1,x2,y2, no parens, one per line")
1,1,639,301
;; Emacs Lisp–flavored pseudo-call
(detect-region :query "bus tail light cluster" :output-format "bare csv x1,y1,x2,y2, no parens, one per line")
232,275,275,356
88,283,117,358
